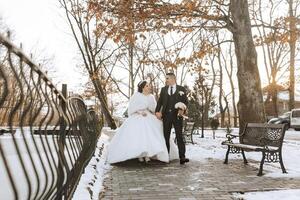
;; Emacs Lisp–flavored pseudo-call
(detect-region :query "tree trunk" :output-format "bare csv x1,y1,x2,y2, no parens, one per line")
91,77,117,129
288,0,296,110
224,95,230,126
217,34,225,127
204,99,210,126
271,82,278,117
230,0,265,133
229,48,238,127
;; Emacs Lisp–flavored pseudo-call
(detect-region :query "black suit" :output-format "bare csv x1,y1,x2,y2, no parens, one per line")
155,85,188,159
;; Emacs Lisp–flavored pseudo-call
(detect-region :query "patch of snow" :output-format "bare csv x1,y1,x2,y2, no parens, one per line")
0,130,80,199
186,129,235,162
101,127,117,141
186,128,300,178
233,189,300,200
72,127,300,199
72,134,111,200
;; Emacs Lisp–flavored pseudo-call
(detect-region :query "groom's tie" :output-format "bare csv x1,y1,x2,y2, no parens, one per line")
170,86,173,95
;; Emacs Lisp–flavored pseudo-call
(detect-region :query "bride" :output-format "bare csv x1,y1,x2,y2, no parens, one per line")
107,80,178,164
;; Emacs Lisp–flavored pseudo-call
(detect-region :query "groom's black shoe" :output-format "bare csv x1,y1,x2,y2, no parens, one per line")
180,158,189,165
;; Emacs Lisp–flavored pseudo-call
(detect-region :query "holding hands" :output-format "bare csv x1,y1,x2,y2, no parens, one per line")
155,112,162,120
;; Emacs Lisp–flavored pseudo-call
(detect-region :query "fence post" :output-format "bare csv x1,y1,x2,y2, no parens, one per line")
57,84,67,199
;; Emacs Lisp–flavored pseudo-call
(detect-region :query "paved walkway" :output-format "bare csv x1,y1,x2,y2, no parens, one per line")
100,158,300,200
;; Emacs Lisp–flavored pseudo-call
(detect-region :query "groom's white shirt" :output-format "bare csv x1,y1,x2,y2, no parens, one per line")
168,84,177,95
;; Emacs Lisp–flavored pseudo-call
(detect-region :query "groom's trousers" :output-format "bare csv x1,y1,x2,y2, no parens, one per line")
163,112,186,159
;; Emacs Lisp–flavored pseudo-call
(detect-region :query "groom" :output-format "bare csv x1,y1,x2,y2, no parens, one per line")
155,72,189,165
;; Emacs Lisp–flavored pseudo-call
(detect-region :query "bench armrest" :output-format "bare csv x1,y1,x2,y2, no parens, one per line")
225,133,239,143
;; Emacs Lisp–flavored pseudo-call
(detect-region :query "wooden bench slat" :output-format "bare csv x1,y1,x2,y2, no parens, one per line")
222,141,279,151
246,123,285,128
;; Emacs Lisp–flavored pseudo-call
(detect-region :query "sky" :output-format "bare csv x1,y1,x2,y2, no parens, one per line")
0,0,87,91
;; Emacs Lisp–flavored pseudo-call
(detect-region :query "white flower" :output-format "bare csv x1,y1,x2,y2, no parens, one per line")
175,102,187,110
178,91,185,96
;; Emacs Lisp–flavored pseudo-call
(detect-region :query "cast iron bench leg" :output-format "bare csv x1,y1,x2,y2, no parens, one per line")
279,151,287,174
241,150,248,164
224,146,230,164
258,152,266,176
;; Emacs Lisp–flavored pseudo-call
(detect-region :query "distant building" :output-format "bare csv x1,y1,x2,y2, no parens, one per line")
263,84,300,117
214,112,239,127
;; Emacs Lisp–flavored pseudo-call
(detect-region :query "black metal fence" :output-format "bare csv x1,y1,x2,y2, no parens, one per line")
0,33,102,199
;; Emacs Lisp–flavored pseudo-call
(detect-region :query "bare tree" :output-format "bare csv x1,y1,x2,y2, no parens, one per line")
230,0,266,131
87,0,267,131
59,0,120,129
216,32,227,127
288,0,297,110
251,0,291,117
225,43,238,127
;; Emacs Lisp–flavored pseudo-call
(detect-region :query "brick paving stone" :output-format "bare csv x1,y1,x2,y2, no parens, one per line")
100,159,300,199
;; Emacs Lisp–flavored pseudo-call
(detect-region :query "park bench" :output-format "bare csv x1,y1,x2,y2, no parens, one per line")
221,123,287,176
182,122,195,144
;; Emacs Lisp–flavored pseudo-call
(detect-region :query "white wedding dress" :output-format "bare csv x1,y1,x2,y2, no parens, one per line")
107,92,178,164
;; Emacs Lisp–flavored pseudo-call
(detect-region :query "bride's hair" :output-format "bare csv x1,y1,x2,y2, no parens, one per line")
137,80,147,93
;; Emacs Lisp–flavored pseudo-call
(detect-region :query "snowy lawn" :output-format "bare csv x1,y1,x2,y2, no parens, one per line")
0,127,110,200
233,189,300,200
186,128,300,178
0,128,82,199
73,127,300,199
72,133,111,200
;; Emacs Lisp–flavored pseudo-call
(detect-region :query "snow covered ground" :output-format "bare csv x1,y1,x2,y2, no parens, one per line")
0,126,110,200
73,127,300,199
186,128,300,200
186,128,300,178
72,134,111,200
3,127,299,199
233,189,300,200
0,128,81,199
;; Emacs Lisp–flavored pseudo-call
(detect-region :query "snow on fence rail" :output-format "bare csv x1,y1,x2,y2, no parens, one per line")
0,33,102,199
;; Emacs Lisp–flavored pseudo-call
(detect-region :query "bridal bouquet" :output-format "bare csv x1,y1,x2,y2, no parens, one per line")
175,102,187,110
175,102,188,119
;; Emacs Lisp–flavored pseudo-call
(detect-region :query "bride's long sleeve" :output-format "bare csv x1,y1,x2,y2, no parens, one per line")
128,93,148,116
148,95,157,113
